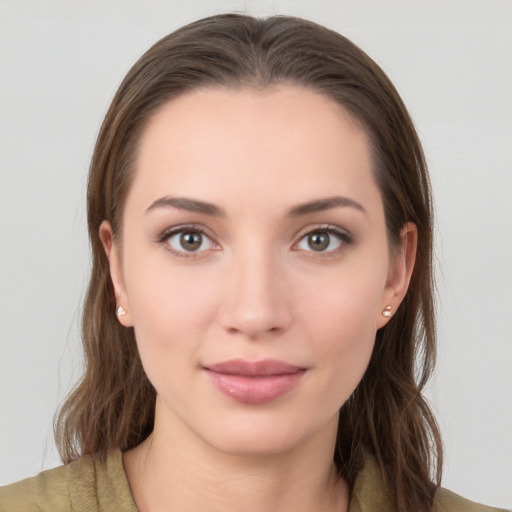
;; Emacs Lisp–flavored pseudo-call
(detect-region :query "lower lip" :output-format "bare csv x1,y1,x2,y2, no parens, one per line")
204,370,306,405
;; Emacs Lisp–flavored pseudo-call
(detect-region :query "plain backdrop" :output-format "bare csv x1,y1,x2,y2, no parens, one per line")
0,0,511,508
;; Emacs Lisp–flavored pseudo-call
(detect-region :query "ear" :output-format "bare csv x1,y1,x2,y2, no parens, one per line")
376,222,417,329
99,220,133,327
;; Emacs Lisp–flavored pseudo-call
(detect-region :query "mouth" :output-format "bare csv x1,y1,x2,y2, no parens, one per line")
202,359,307,405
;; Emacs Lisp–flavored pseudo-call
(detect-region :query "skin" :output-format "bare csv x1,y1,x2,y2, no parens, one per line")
100,85,416,512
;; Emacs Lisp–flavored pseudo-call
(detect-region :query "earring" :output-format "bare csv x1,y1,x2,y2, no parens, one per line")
382,305,392,318
116,306,126,317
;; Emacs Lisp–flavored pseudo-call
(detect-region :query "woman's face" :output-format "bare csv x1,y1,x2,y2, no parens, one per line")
102,85,414,456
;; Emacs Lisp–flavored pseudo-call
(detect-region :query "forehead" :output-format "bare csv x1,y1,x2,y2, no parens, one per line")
128,85,380,215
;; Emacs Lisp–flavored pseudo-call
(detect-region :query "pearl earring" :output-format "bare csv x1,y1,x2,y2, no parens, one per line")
116,306,126,317
382,305,392,318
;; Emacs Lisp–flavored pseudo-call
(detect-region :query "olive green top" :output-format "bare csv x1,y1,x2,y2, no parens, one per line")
0,449,507,511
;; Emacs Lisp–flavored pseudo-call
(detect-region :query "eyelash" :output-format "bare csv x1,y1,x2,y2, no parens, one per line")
294,225,353,256
156,224,352,258
156,226,219,258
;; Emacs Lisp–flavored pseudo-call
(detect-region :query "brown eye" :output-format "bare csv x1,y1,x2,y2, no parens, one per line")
180,232,202,251
296,227,350,254
164,228,216,255
307,232,330,251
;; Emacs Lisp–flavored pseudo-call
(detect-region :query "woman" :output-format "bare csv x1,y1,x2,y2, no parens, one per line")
0,13,506,512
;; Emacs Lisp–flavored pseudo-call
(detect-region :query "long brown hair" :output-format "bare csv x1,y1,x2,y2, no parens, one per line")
55,14,442,511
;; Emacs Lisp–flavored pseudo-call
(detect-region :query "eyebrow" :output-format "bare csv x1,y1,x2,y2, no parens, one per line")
146,196,226,216
145,195,366,217
287,196,367,216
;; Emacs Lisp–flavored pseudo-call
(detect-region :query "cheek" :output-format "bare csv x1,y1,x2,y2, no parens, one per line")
297,258,386,340
122,250,221,365
307,293,377,374
294,266,385,399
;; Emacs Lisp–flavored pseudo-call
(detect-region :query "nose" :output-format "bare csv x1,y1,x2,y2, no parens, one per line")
219,248,292,339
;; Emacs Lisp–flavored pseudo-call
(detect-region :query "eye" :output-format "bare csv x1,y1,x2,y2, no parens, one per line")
295,227,351,253
162,227,218,256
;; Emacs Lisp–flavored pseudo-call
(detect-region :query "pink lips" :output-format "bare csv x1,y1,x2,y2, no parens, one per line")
203,359,306,405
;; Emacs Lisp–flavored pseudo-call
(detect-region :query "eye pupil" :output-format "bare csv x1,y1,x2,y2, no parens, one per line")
180,232,202,251
308,232,329,251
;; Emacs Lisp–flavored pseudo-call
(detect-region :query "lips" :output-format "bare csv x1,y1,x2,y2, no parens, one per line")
203,359,306,405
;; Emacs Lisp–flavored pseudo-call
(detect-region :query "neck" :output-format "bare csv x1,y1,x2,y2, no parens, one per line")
124,402,349,512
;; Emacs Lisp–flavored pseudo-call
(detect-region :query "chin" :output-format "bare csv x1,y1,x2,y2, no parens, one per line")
196,408,337,460
208,429,304,458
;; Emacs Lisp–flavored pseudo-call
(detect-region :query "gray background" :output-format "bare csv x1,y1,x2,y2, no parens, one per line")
0,0,511,508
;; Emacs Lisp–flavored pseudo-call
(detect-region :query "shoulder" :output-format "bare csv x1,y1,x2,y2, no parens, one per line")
434,487,510,512
0,449,137,512
349,454,509,512
0,461,71,511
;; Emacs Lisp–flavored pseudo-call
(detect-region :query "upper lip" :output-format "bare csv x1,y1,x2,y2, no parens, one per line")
204,359,305,376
